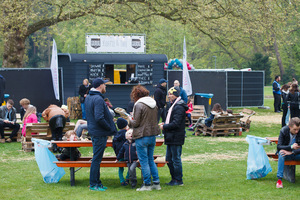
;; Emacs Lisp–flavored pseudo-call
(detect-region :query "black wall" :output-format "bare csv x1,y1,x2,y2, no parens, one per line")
0,69,62,113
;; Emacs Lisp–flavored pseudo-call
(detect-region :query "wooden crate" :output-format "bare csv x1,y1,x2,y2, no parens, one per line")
239,108,255,132
186,105,206,126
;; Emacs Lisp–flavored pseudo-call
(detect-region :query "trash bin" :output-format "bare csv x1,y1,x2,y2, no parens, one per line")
194,93,214,116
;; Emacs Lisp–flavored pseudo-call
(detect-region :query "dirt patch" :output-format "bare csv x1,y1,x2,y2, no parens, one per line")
0,157,35,163
201,137,247,143
251,115,281,124
182,152,247,164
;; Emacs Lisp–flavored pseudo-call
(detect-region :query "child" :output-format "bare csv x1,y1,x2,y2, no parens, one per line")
55,130,81,161
22,105,38,137
117,129,139,189
113,118,129,186
205,103,224,127
186,98,194,128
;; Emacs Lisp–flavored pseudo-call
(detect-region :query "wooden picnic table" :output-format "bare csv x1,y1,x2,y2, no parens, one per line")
52,139,165,186
266,137,278,144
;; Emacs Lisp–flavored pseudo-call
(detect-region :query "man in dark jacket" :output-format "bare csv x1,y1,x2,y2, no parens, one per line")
85,78,117,191
0,99,20,143
159,86,188,186
273,75,282,113
154,78,168,123
276,117,300,188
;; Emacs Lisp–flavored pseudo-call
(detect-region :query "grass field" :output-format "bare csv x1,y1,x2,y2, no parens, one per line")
1,87,299,200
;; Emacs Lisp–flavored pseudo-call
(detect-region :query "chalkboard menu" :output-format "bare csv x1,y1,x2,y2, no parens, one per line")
137,64,153,84
89,64,105,83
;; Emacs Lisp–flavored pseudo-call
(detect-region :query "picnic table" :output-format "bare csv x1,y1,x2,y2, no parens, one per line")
52,139,166,186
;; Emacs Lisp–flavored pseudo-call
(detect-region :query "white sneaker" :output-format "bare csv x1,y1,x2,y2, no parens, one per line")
151,183,161,190
136,184,152,191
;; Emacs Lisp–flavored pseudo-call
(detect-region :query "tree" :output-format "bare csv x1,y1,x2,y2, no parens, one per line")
248,53,272,85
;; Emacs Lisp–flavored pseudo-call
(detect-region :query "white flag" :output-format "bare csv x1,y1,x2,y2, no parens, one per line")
182,37,192,96
50,39,59,100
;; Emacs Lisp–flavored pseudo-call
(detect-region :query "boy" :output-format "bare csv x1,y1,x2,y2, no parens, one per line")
113,118,129,186
117,129,139,189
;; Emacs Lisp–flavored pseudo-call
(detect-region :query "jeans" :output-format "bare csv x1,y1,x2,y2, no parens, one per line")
127,161,138,184
81,103,86,120
186,113,192,125
76,124,88,137
277,152,300,178
166,145,183,181
0,121,20,139
90,136,107,187
157,107,166,123
135,136,160,185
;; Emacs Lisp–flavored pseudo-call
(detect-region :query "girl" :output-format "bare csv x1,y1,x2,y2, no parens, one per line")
22,105,38,136
281,84,290,127
186,98,194,127
287,84,300,118
205,103,224,127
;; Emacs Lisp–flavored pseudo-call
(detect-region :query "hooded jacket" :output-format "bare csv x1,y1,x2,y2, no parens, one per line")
85,89,117,137
129,96,160,140
154,84,167,109
117,140,138,163
163,99,188,145
113,129,127,156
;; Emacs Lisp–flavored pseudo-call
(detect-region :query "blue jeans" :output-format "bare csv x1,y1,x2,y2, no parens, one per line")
81,103,86,120
277,152,300,178
166,145,183,181
90,136,107,187
135,136,160,185
76,124,88,137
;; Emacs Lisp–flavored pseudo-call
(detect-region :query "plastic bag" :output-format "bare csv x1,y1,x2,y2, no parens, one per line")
32,138,65,183
246,135,272,179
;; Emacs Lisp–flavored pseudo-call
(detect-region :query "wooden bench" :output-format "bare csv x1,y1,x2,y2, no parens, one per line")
52,140,166,186
22,122,75,152
185,105,206,126
239,108,255,132
195,114,243,137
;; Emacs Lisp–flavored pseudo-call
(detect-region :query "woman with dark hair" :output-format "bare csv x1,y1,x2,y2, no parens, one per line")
281,84,290,127
287,84,300,118
204,103,224,127
79,79,92,120
128,85,161,191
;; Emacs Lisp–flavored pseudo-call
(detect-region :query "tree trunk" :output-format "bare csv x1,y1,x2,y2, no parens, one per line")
2,30,26,68
273,33,284,78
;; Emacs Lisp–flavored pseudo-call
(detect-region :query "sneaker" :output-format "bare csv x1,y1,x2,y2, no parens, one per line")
89,186,106,191
136,184,152,191
121,181,128,186
165,180,175,186
6,138,12,143
151,183,161,190
276,179,283,188
189,124,193,128
173,180,184,186
98,184,108,190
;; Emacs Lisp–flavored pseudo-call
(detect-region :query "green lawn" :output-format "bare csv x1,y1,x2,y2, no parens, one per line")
1,87,298,199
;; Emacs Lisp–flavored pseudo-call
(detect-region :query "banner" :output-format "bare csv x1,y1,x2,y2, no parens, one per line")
50,39,59,100
86,35,145,53
182,37,192,96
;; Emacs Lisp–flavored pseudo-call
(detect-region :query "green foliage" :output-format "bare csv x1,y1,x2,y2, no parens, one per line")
248,53,272,85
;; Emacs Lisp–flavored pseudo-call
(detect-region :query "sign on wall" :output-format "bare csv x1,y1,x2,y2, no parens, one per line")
89,64,105,83
86,34,145,53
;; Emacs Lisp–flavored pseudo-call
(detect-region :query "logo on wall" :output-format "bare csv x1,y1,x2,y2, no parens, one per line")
91,38,101,49
132,39,141,49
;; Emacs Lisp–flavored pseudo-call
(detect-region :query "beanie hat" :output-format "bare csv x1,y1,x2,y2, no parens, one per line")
116,117,128,129
168,86,180,97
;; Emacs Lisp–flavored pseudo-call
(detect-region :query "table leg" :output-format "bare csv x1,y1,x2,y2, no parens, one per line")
70,147,75,186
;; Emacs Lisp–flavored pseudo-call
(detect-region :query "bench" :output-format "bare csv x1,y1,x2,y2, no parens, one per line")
22,122,75,152
239,108,255,132
2,113,23,142
195,114,243,137
267,153,300,183
185,105,206,126
52,140,166,186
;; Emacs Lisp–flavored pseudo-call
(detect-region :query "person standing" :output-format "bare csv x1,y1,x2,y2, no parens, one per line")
0,74,5,105
281,84,290,127
273,75,282,113
0,99,20,143
154,78,168,123
129,85,161,191
79,79,92,120
85,78,117,191
287,83,300,118
159,86,188,186
174,80,188,103
276,117,300,188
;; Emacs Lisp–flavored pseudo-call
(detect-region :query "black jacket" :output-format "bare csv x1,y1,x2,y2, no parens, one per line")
287,92,300,109
163,99,188,145
154,85,167,109
277,126,300,155
117,140,138,163
85,89,117,137
113,129,127,156
79,84,92,100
